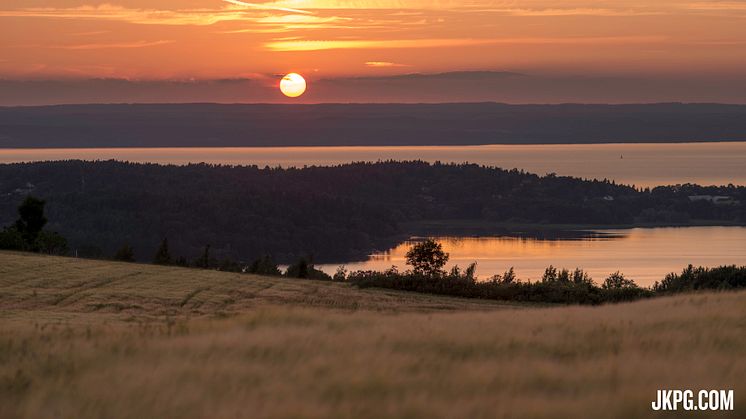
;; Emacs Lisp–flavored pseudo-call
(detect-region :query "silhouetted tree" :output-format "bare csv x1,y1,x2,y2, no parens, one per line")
0,227,24,251
36,231,68,255
332,265,348,282
503,267,516,284
248,255,281,276
195,244,210,269
217,257,241,272
285,256,332,280
406,239,449,277
653,264,746,293
464,262,477,281
557,268,571,283
153,238,172,265
572,268,594,286
602,271,638,289
14,196,47,247
286,257,310,278
0,196,66,254
114,244,135,262
541,265,558,283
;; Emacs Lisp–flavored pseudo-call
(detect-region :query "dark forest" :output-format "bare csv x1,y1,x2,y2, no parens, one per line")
1,160,744,263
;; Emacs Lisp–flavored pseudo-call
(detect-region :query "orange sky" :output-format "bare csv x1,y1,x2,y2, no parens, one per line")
2,0,746,82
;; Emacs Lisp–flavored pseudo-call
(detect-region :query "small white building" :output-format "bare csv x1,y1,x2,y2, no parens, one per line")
688,195,736,205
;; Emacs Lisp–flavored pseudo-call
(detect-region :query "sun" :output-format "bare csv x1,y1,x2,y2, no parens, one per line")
280,73,307,98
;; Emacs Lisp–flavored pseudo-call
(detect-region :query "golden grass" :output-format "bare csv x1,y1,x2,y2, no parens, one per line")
1,251,744,418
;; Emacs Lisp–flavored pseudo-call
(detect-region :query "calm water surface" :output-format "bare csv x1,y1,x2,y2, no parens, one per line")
2,142,746,187
318,227,746,287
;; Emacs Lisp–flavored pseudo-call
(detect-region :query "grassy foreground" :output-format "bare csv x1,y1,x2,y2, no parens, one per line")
1,252,744,418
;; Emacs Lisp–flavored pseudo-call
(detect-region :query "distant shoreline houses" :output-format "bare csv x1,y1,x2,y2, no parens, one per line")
3,182,35,197
688,195,738,205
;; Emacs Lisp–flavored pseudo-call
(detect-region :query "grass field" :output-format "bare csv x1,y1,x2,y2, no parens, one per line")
1,251,744,418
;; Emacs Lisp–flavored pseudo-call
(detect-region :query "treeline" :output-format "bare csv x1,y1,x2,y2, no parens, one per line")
1,161,744,263
653,265,746,293
343,240,746,305
0,197,332,280
345,265,746,305
0,196,333,279
124,237,333,281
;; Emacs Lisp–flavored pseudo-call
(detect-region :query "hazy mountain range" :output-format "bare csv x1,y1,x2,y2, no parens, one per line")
2,71,746,106
1,103,746,148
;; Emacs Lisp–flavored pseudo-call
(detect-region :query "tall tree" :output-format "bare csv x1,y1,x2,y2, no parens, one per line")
36,231,68,255
195,244,210,269
153,238,172,265
114,244,135,262
405,239,449,277
14,196,47,247
286,257,310,278
248,255,281,276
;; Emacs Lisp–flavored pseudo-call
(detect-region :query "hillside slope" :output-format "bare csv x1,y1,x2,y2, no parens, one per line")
1,252,744,418
0,252,509,320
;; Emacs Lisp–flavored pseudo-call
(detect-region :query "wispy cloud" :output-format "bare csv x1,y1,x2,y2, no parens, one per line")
70,30,112,37
266,38,486,51
53,40,175,50
234,1,668,15
0,4,261,26
222,0,313,15
471,8,665,17
1,1,742,30
267,36,667,51
233,0,746,18
0,1,685,28
1,1,743,80
255,14,347,23
365,61,410,67
0,3,366,33
686,1,746,11
218,27,293,34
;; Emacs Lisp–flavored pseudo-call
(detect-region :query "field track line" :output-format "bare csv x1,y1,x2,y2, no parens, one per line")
51,271,143,306
179,286,211,308
0,258,81,287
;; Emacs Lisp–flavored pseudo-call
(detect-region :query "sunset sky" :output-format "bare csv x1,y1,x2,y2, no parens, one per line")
2,1,746,103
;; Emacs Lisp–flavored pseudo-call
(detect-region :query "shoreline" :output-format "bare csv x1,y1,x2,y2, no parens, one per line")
311,220,746,265
2,139,746,150
402,219,746,234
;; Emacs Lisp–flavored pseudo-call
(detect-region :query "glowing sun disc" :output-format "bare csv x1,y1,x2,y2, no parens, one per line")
280,73,306,98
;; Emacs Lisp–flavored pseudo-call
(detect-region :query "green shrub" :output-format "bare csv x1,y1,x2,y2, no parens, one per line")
285,257,332,281
602,271,638,290
347,261,746,305
653,265,746,293
248,255,282,276
114,244,136,262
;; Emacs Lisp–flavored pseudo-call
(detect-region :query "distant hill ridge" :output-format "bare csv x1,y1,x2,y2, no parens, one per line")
1,103,746,148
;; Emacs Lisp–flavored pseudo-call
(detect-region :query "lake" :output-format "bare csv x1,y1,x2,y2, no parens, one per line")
2,141,746,187
317,227,746,287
